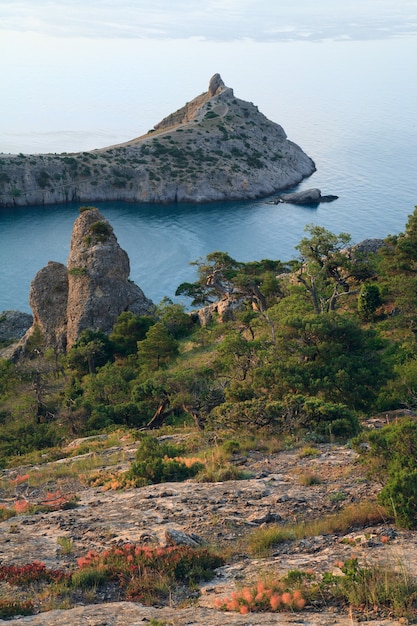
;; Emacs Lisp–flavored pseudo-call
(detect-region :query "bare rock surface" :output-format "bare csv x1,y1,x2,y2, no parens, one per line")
0,310,32,342
0,602,403,626
29,261,69,350
0,438,412,625
0,74,315,207
273,188,338,205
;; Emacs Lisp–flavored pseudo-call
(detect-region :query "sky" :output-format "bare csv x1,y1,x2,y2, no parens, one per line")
1,0,416,41
1,0,416,153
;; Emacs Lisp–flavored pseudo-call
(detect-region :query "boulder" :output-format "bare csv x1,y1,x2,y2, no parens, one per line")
274,188,338,205
0,310,33,342
165,528,204,548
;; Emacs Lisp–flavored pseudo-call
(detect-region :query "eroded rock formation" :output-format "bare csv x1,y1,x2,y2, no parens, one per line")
25,207,154,352
29,261,69,351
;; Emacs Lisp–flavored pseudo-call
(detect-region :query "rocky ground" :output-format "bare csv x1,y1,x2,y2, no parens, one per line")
0,435,414,625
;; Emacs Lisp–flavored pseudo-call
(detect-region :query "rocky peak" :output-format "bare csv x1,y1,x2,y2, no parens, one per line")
19,207,155,354
208,73,226,97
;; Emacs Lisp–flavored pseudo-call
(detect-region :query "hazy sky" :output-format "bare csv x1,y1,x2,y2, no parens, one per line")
1,0,416,41
1,0,416,153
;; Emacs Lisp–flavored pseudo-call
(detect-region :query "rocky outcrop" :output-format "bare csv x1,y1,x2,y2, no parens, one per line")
21,207,154,353
208,72,226,96
0,310,32,342
29,261,69,351
353,238,387,254
273,188,339,205
66,208,154,347
0,74,315,207
197,297,246,326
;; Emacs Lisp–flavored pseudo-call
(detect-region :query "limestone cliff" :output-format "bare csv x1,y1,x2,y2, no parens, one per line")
24,208,154,352
0,74,315,207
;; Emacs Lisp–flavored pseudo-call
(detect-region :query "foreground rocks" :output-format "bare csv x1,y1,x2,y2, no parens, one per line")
1,602,402,626
0,437,412,625
0,74,315,206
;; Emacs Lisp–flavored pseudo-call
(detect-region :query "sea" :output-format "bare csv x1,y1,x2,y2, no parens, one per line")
0,12,416,313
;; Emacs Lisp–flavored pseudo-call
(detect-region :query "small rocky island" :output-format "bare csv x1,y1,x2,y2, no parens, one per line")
0,74,315,206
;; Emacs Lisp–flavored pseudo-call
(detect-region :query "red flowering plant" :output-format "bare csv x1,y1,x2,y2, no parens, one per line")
74,543,224,604
215,580,307,615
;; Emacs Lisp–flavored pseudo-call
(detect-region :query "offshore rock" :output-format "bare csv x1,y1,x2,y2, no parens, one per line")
17,207,155,354
274,188,338,205
0,74,315,207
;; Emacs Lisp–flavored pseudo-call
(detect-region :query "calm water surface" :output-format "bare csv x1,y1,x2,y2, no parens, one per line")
1,36,416,313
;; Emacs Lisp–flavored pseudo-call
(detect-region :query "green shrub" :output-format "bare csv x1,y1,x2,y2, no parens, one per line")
125,434,203,486
353,417,417,528
35,170,51,189
378,468,417,528
68,267,87,276
88,220,112,242
358,284,382,320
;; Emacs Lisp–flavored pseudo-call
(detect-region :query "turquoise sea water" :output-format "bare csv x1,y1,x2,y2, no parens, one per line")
1,34,416,313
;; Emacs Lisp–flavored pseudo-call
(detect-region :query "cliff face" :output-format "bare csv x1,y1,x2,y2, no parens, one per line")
26,208,154,352
0,74,315,207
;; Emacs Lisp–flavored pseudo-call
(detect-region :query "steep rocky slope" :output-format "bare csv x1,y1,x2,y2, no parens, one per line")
0,74,315,207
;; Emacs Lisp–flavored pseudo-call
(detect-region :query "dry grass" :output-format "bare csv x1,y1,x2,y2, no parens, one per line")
247,501,389,557
298,471,322,486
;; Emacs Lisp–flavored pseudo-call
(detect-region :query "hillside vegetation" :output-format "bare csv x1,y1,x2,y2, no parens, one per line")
2,207,417,621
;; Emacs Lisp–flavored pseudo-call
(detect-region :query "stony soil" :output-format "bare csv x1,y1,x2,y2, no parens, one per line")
0,436,414,625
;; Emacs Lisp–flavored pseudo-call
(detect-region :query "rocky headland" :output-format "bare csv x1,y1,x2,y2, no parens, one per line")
0,74,315,207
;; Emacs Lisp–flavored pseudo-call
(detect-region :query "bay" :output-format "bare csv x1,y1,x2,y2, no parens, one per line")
0,34,416,314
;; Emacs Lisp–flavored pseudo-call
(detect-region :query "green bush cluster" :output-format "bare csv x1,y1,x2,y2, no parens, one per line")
353,417,417,528
125,434,203,486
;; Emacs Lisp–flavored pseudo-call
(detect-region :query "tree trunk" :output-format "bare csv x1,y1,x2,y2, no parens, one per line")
146,396,175,429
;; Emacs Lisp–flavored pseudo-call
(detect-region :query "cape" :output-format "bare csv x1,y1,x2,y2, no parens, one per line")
0,74,315,206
